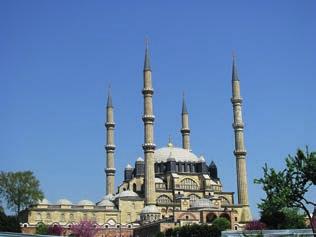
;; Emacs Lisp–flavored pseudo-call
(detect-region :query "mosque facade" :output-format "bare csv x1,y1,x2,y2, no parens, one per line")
21,44,252,237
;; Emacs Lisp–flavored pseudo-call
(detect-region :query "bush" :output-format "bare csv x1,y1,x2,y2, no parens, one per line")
35,222,48,235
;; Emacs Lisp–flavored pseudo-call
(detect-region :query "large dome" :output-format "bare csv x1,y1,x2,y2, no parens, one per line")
154,145,200,163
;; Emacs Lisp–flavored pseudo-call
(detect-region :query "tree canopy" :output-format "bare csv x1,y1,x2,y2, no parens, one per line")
0,171,44,215
255,148,316,232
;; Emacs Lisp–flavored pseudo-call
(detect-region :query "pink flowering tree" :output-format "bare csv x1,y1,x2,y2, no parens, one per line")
70,220,100,237
48,224,64,236
245,220,266,230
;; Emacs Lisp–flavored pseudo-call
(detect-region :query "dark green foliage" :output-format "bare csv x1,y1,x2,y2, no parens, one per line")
165,228,173,237
260,208,306,230
255,148,316,232
155,232,164,237
0,171,44,215
35,222,48,235
169,218,230,237
0,209,21,232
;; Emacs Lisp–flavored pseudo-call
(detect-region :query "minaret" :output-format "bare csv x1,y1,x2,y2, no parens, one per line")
231,55,252,222
105,87,116,195
181,94,190,150
142,40,156,205
140,40,159,222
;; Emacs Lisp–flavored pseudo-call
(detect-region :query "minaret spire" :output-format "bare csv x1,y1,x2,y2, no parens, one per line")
105,86,116,195
231,54,252,222
140,39,159,222
181,93,191,150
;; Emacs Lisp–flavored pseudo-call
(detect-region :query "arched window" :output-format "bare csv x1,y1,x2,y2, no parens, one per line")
180,178,199,190
156,195,172,204
133,183,137,192
188,194,200,204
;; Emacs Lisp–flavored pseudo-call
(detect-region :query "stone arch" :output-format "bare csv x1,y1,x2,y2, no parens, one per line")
206,213,217,223
178,212,197,220
219,196,230,205
220,213,231,221
180,178,199,190
156,195,172,204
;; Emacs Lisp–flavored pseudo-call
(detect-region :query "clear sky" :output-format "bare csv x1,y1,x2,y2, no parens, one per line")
1,1,315,218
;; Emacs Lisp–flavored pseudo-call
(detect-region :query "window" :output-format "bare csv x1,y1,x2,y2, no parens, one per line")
36,213,42,221
180,178,199,190
46,213,51,220
185,215,189,220
188,194,200,204
69,213,74,221
156,195,172,204
235,217,237,221
133,183,137,192
60,213,65,222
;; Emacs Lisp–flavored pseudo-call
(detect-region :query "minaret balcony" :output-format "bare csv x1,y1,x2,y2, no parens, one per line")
142,143,156,151
232,122,244,129
105,168,116,174
105,122,115,128
231,98,243,104
234,150,247,156
142,88,154,95
181,128,190,133
142,115,155,122
105,144,116,151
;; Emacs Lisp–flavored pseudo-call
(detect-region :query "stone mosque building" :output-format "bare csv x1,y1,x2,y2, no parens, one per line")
21,43,252,237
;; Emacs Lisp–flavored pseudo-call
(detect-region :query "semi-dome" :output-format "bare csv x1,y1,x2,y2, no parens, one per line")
125,164,133,169
141,205,159,214
78,199,94,206
37,198,50,205
155,146,199,163
97,199,115,207
191,198,215,209
56,199,72,205
116,190,138,198
155,177,164,183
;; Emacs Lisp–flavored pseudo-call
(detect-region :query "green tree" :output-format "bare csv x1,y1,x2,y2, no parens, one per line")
35,222,48,235
0,209,21,232
255,148,316,232
0,171,44,216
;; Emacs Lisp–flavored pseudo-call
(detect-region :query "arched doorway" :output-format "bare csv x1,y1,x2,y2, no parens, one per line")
206,213,217,223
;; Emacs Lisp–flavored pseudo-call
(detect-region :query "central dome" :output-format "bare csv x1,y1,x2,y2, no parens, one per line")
154,145,200,163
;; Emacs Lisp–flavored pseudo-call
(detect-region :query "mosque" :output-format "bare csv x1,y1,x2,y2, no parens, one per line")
21,43,252,237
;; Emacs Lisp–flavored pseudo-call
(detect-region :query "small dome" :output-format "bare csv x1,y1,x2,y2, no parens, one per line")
155,146,199,163
97,199,115,207
101,194,115,201
136,157,144,162
155,177,164,183
78,199,95,206
116,190,138,198
125,164,133,169
141,205,159,214
191,198,214,209
199,156,205,162
57,199,72,205
37,198,50,205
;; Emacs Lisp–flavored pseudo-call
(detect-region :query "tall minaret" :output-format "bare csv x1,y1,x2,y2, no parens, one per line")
181,94,191,150
142,40,156,206
105,87,116,195
231,55,252,222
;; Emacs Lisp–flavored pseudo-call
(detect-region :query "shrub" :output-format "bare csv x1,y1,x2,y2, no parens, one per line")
48,224,64,236
35,222,48,235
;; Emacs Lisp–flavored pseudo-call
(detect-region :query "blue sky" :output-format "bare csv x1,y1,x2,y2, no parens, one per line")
1,1,315,218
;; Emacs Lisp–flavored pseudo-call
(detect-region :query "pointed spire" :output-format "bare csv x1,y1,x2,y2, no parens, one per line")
107,85,113,108
144,37,151,71
182,93,188,114
232,51,239,81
